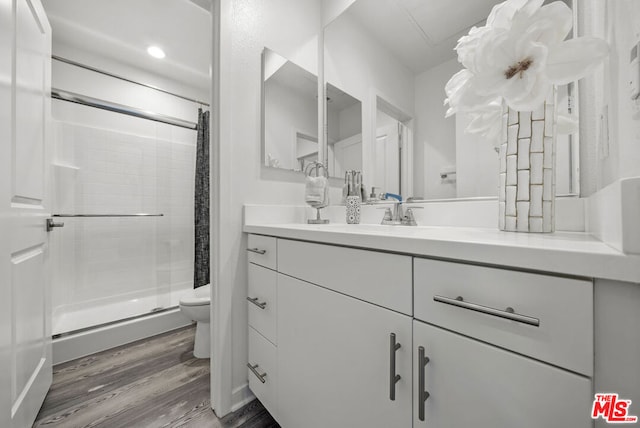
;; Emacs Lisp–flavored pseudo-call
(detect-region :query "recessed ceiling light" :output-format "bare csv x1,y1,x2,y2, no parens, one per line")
147,46,166,59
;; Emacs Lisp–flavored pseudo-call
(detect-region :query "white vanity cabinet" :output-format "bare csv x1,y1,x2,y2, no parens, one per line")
246,234,596,427
413,258,594,427
277,273,412,428
246,235,278,418
412,320,592,428
276,239,413,428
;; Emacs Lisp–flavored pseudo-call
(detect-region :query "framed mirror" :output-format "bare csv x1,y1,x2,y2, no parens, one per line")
262,47,319,172
323,0,579,201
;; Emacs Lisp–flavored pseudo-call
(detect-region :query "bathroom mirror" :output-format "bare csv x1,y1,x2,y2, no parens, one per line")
324,0,579,200
326,83,362,178
262,47,319,172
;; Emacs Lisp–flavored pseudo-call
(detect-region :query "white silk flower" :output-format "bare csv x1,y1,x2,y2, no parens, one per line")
444,0,608,141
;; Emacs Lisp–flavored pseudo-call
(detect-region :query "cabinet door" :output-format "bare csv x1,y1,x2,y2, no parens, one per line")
413,321,592,428
277,274,412,428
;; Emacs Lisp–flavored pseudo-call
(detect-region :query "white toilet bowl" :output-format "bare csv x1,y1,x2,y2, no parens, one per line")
179,284,211,358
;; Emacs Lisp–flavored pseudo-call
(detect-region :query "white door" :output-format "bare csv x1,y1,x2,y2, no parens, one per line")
277,274,412,428
332,133,362,177
0,1,52,427
374,124,400,194
413,320,592,428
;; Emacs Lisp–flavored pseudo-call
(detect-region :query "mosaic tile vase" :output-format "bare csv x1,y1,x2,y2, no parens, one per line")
346,195,361,224
498,90,556,233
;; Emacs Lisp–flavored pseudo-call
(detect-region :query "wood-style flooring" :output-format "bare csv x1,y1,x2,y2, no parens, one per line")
34,325,279,428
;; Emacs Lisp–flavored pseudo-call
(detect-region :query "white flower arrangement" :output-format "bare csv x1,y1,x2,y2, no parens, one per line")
444,0,608,144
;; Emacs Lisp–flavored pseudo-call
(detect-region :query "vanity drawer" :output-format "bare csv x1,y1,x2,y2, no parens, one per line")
247,234,277,270
248,326,277,417
414,258,593,376
248,263,277,344
278,239,412,315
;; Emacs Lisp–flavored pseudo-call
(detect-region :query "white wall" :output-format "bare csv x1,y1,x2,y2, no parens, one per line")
455,113,499,198
413,58,459,199
603,0,640,185
264,79,318,170
338,102,361,140
215,0,322,413
580,0,640,195
327,100,362,177
324,10,414,186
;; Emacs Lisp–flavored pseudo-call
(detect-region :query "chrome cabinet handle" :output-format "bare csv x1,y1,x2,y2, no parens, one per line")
246,248,266,255
247,363,267,383
246,296,267,309
46,218,65,232
418,346,430,422
433,295,540,327
389,333,401,401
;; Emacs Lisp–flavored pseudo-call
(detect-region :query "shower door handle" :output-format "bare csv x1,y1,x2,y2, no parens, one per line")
46,218,65,232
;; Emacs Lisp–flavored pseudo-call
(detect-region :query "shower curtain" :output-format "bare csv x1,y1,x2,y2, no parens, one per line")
194,108,210,288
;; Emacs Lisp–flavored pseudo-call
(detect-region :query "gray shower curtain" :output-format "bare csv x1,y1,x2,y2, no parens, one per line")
194,108,210,288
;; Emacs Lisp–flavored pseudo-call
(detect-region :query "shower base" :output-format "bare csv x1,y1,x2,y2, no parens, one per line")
53,288,189,336
52,289,194,364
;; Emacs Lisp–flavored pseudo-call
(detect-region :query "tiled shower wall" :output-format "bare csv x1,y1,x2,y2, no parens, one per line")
51,120,196,327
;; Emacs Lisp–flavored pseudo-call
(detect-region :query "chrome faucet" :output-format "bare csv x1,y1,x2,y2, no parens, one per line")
380,193,403,225
378,193,422,226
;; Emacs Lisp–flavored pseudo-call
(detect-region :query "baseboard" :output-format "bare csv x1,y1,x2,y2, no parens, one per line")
230,383,255,413
52,308,192,365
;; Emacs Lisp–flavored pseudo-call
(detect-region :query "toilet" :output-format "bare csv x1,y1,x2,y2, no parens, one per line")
179,284,211,358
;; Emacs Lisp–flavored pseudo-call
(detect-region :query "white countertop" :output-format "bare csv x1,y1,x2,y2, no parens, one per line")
243,223,640,283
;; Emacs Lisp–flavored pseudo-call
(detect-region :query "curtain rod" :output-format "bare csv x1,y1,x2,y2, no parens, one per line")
52,88,198,130
52,55,210,107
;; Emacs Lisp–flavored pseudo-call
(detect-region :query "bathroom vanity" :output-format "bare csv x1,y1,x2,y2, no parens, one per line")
244,224,640,428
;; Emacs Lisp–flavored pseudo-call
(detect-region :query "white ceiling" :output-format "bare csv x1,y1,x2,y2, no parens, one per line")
43,0,211,90
345,0,503,74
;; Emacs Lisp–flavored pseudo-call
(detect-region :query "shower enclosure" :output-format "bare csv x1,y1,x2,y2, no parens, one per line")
42,0,211,351
49,56,207,338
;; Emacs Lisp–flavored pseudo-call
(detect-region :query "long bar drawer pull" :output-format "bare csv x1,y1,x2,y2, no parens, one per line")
389,333,401,401
246,248,266,255
433,295,540,327
247,296,267,309
418,346,430,421
247,363,267,383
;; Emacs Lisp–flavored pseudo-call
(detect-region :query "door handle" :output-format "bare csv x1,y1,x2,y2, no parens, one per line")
46,218,65,232
389,333,401,401
418,346,430,421
433,295,539,327
247,296,267,309
247,363,267,383
246,248,266,255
